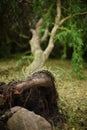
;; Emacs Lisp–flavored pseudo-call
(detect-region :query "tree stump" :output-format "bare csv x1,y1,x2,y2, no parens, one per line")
0,70,60,129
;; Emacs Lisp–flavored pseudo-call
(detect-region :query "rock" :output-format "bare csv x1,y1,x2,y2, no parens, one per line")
7,106,52,130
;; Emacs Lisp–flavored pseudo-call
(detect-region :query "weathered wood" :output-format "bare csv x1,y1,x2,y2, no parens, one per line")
14,70,55,94
0,70,58,121
0,70,66,130
25,0,61,75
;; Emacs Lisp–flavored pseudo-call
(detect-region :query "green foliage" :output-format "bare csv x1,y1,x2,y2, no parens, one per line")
32,0,56,26
71,31,83,78
0,0,87,78
68,114,79,124
16,55,34,67
70,27,84,79
55,24,84,78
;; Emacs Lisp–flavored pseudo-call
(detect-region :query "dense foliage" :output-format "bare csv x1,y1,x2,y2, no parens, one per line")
0,0,87,77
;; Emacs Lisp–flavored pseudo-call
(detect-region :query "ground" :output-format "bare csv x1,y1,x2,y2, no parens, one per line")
0,58,87,130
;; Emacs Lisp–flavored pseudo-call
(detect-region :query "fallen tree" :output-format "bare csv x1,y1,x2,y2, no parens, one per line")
0,70,65,129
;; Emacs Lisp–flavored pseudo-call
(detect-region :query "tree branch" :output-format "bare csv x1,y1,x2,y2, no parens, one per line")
36,18,43,28
30,29,36,35
14,74,53,94
29,21,42,55
19,33,29,39
59,11,87,25
55,0,61,24
36,18,43,35
41,26,49,43
44,0,61,59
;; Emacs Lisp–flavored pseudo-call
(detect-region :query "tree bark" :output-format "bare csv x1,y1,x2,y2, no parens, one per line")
25,0,61,76
24,0,87,76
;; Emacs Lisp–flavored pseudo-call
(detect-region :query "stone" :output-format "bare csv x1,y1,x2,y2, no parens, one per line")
7,106,52,130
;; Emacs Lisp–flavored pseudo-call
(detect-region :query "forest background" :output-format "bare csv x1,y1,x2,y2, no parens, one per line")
0,0,87,78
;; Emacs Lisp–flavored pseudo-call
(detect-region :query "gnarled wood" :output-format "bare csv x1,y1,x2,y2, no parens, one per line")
25,0,61,75
0,70,58,122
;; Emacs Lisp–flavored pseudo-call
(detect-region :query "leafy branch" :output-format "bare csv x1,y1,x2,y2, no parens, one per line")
60,11,87,25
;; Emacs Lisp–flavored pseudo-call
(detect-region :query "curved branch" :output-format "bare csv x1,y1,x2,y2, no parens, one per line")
59,11,87,25
44,0,61,59
36,18,43,35
36,18,43,28
41,26,49,43
56,0,61,24
19,33,29,39
14,70,54,94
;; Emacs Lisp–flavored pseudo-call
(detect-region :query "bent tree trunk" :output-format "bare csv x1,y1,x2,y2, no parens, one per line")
25,0,61,76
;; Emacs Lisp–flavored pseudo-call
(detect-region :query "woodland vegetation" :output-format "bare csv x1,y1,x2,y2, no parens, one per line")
0,0,87,78
0,0,87,130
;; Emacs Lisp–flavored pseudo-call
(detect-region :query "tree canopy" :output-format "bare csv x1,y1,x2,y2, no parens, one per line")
0,0,87,77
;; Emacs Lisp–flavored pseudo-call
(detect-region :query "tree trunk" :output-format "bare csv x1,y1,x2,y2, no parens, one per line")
0,70,59,123
25,50,46,74
25,0,61,76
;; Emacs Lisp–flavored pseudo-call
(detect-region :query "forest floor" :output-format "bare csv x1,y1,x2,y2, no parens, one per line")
0,58,87,130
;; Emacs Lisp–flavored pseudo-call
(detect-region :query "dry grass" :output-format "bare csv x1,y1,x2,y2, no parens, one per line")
0,59,87,129
46,60,87,130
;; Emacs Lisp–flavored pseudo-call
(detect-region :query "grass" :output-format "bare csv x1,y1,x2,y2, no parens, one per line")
0,58,87,130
